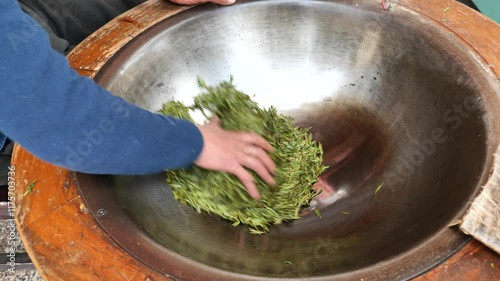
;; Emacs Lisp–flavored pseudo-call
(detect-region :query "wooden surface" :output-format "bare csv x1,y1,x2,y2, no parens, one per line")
12,148,169,281
414,240,499,281
13,0,500,280
461,147,500,254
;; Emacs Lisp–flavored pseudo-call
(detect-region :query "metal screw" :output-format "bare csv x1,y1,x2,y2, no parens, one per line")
96,208,106,217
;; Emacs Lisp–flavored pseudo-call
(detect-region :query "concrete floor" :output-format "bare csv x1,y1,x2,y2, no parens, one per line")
0,269,44,281
0,204,43,280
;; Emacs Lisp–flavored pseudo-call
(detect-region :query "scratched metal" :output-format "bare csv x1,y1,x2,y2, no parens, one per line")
78,0,500,280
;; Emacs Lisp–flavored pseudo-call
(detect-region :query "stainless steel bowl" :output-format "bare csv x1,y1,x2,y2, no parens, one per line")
78,0,500,280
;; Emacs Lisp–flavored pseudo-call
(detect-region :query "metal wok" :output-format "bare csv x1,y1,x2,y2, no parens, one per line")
77,0,500,280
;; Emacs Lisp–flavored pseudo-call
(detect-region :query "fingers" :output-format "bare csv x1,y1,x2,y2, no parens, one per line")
195,122,275,200
211,121,272,153
236,132,275,186
241,133,274,152
209,115,221,126
242,146,276,176
209,0,236,5
169,0,235,5
169,0,205,5
238,155,275,186
227,162,260,199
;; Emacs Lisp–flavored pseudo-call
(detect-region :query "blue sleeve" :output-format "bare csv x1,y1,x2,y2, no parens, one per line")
0,0,204,175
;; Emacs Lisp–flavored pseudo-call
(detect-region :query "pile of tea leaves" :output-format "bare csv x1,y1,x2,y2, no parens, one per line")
159,77,326,234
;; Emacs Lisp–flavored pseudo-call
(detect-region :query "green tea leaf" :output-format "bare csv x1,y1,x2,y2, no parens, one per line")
375,182,384,196
23,180,36,197
315,208,322,219
160,78,326,234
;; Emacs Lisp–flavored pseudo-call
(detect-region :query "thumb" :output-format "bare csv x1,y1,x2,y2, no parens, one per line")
169,0,235,5
207,0,236,5
209,115,222,127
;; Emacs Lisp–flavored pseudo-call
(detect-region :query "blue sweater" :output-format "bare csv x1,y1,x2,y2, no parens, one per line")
0,0,204,174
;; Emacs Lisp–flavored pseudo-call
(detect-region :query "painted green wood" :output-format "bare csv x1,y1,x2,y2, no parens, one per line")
473,0,500,23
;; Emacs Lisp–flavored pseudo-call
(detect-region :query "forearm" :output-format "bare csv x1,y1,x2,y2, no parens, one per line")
0,0,203,174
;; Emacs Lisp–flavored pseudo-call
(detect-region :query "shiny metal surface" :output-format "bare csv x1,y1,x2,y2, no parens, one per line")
78,0,500,280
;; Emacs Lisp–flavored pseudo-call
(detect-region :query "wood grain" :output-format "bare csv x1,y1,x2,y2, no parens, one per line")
13,0,500,280
67,0,190,79
12,148,168,281
461,147,500,254
414,240,500,281
399,0,500,77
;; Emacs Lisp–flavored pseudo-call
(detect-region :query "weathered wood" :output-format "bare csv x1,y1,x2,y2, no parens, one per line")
398,0,500,77
414,240,500,281
461,147,500,254
13,0,500,280
67,0,191,78
13,148,168,281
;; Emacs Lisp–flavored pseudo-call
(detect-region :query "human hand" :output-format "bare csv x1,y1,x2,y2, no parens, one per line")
169,0,236,6
195,117,276,199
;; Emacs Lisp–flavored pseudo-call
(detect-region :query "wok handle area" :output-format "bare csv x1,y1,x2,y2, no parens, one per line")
12,0,500,280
